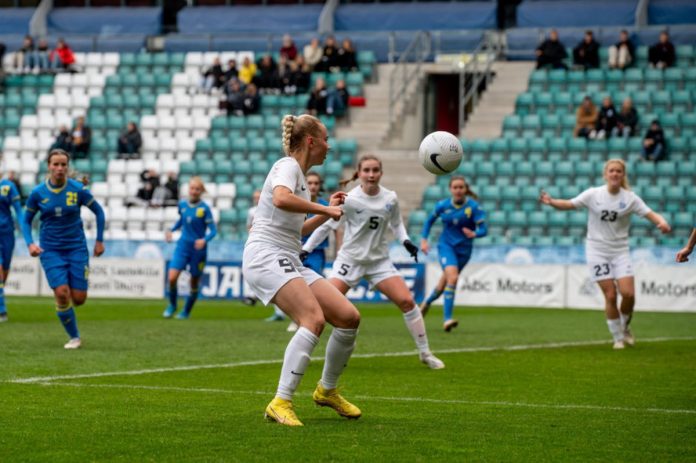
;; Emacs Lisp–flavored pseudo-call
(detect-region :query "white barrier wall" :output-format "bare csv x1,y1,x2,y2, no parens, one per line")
6,257,42,296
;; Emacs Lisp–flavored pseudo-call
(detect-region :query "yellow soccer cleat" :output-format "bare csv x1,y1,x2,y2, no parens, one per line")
264,397,303,427
312,383,362,419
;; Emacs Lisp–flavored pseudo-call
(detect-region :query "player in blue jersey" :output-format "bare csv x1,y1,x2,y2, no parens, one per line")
419,176,487,332
21,149,105,348
163,177,217,320
0,175,24,322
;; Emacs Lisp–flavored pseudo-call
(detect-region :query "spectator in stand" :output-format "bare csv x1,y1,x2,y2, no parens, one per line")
281,58,309,95
254,55,279,93
294,56,311,92
238,56,257,85
592,96,618,140
49,38,76,72
117,122,142,159
641,120,666,162
164,172,179,203
50,125,73,154
307,77,329,116
141,168,160,191
572,30,600,70
224,58,238,84
337,38,358,72
316,35,339,72
649,31,676,69
535,29,568,70
279,34,298,62
327,79,350,117
574,96,598,138
200,57,225,93
303,37,323,71
613,97,639,138
225,79,245,116
242,83,261,115
14,35,36,73
36,39,50,71
71,117,91,159
608,30,634,70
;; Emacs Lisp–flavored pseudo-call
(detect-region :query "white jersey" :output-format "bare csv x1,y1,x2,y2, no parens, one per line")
571,186,651,255
305,185,409,263
246,205,257,230
245,157,309,253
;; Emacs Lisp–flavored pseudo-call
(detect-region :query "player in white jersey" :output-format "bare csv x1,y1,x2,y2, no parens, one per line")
676,226,696,263
540,159,671,349
303,154,445,369
243,114,362,427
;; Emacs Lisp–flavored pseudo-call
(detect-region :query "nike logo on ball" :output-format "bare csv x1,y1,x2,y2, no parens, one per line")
430,153,447,172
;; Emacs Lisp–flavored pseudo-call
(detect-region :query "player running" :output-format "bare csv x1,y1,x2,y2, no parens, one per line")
163,177,217,320
21,149,106,349
302,154,445,369
419,176,487,331
0,173,24,322
540,158,671,349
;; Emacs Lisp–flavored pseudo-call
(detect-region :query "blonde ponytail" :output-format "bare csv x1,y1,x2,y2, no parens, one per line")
281,115,296,155
280,113,322,156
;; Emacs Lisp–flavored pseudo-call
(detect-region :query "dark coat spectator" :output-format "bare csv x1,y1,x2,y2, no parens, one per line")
49,38,76,71
50,125,73,154
536,30,568,70
117,122,142,159
613,98,638,138
327,79,350,116
574,96,598,138
36,39,49,71
316,36,339,72
608,30,634,70
242,83,261,115
279,34,298,62
164,172,179,202
649,31,676,69
593,96,618,139
307,77,329,116
201,57,225,92
71,117,91,158
337,38,358,71
642,120,666,162
572,31,600,70
140,169,160,191
254,55,279,92
14,35,35,72
280,59,310,95
225,79,246,116
224,59,238,83
303,37,323,71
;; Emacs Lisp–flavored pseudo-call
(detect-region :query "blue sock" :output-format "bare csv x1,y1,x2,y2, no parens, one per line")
168,283,178,309
183,287,199,315
425,287,444,306
0,282,6,314
56,306,80,339
443,284,456,321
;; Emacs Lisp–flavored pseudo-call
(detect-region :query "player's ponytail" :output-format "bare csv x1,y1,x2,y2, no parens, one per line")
604,158,631,190
340,153,382,188
281,114,322,156
449,175,478,199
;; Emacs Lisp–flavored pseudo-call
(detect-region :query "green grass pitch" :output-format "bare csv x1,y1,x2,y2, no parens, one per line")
1,297,695,462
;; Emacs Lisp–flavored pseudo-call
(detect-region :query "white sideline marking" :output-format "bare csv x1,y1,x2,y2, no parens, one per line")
29,381,696,416
9,336,696,384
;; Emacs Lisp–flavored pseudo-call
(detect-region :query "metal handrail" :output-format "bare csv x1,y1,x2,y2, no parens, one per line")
388,31,431,122
458,37,497,131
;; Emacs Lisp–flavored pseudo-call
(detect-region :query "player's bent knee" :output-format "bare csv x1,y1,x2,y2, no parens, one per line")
399,298,416,312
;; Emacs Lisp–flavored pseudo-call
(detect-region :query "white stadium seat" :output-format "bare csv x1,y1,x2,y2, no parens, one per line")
185,52,203,68
218,183,236,198
109,159,127,175
21,115,39,129
91,182,109,197
109,183,128,198
126,159,145,174
103,53,119,67
72,74,88,88
54,73,72,88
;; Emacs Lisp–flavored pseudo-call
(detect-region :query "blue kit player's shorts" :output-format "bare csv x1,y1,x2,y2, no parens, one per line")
437,243,472,272
303,249,326,276
40,247,90,290
0,235,15,270
170,241,207,278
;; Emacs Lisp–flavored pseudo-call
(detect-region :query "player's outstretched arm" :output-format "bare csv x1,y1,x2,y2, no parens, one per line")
676,228,696,263
539,190,576,210
645,211,671,234
21,193,41,256
88,200,106,255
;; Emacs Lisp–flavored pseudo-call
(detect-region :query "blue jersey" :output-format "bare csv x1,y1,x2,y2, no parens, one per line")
422,197,487,249
302,197,329,250
0,180,22,235
23,179,104,251
171,200,216,243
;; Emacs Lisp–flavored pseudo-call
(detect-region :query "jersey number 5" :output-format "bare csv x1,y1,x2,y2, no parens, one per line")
278,258,296,274
368,216,379,230
66,192,77,206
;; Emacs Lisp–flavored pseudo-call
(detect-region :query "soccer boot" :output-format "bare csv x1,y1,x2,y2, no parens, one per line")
264,397,303,427
623,328,635,346
175,311,190,320
420,351,445,369
312,383,361,419
612,340,625,350
0,312,7,323
443,319,459,332
64,338,82,349
419,301,431,317
162,305,177,319
265,313,286,322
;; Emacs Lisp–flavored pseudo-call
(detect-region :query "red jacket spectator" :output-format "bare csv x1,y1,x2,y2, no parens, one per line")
279,34,298,61
49,39,75,68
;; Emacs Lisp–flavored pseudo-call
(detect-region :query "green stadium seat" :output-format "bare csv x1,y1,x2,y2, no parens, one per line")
516,93,533,114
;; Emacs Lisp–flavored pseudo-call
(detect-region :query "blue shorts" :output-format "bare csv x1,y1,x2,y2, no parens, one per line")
170,241,207,278
0,235,15,270
303,249,326,276
40,247,90,290
438,243,472,272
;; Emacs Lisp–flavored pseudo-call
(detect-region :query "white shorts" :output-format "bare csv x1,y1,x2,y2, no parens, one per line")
242,241,323,305
329,255,401,288
586,251,634,282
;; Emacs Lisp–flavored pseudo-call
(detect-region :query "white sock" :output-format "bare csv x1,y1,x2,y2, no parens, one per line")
321,327,358,390
619,312,632,331
403,306,430,354
606,318,624,342
276,327,319,400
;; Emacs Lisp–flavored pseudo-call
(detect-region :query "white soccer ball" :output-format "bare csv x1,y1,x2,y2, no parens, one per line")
418,131,463,175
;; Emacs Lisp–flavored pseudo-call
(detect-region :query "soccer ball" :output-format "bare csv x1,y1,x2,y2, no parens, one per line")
418,131,463,175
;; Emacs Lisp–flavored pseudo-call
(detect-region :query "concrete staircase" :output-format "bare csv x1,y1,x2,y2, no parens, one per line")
460,61,536,139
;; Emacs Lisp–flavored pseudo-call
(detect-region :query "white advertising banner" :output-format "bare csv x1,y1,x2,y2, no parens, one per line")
38,258,165,299
426,263,566,308
5,257,41,296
